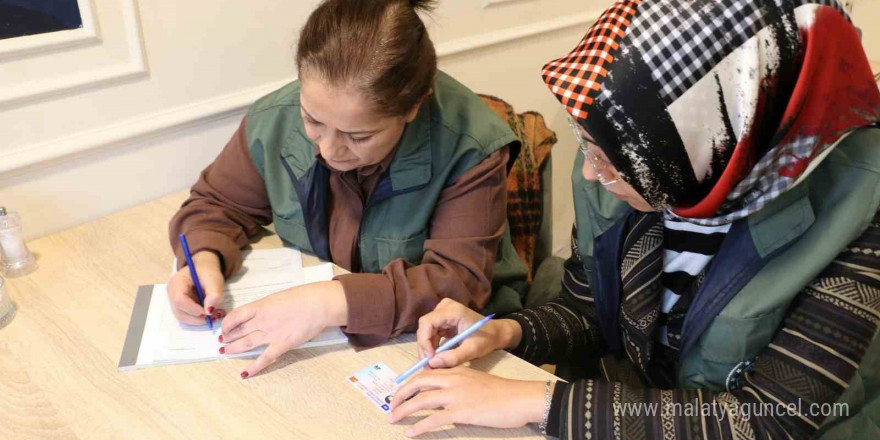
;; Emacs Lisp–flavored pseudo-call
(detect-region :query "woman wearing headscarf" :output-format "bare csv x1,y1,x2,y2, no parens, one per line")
389,1,880,438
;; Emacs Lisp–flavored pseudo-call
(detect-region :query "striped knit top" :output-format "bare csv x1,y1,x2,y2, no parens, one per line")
658,217,730,346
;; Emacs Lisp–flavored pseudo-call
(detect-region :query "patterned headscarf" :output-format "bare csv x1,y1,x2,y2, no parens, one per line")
543,0,880,224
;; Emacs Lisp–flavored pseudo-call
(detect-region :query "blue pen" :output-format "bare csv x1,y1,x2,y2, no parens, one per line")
394,314,495,384
178,233,213,330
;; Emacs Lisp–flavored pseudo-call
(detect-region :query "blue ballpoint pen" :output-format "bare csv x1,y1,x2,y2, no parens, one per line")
394,314,495,384
178,233,213,330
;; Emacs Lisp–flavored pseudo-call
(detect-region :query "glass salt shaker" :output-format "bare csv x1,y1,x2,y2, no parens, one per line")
0,207,37,278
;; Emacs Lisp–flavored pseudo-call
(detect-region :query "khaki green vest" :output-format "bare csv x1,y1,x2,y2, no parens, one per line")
244,71,528,314
677,128,880,391
572,128,880,434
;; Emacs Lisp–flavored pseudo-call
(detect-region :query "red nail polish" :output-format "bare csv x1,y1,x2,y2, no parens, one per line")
219,347,225,354
218,335,224,343
208,307,215,314
241,371,249,379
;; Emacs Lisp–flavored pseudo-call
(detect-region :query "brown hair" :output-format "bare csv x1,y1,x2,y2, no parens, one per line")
296,0,438,117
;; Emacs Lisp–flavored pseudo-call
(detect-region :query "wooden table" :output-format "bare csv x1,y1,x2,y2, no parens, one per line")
0,191,558,440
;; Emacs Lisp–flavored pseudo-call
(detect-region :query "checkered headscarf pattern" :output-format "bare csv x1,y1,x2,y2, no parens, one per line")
628,0,767,104
542,0,849,124
541,1,638,123
543,0,870,224
668,136,822,226
628,0,848,105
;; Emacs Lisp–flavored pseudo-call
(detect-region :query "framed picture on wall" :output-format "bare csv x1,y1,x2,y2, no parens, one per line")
0,0,83,41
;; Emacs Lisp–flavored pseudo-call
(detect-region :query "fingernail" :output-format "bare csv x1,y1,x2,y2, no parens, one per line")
240,371,249,379
208,307,215,314
218,335,224,343
219,347,225,354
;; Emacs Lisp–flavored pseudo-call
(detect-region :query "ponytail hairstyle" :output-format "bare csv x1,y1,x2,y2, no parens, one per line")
296,0,438,117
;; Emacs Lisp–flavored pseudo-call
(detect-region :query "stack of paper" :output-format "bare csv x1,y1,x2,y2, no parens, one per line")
119,248,348,371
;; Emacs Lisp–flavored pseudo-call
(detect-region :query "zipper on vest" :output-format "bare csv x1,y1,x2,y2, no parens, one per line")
355,172,431,272
353,180,383,274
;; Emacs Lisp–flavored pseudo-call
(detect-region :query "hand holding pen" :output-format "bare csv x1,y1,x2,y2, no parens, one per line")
396,313,495,383
166,234,227,327
398,299,526,383
179,234,214,329
388,300,540,437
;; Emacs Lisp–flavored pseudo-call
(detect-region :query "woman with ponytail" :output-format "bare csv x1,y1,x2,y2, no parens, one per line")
166,0,528,378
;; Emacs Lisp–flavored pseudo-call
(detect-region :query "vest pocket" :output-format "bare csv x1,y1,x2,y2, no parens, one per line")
273,153,306,221
375,230,429,268
272,214,313,252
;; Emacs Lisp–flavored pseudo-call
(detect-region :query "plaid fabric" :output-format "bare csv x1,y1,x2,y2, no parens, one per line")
541,0,638,125
628,0,766,104
629,0,848,105
669,135,820,225
479,95,557,281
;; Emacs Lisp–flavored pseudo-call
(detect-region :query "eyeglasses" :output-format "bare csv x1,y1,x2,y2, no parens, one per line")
567,115,619,186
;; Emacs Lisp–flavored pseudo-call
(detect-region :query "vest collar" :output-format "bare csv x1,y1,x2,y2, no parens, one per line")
283,96,316,180
387,99,433,191
588,180,816,365
678,183,815,360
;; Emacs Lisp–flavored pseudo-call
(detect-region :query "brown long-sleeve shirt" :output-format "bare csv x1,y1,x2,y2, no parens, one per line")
170,117,510,346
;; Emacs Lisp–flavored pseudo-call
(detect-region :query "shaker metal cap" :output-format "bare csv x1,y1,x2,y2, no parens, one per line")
0,207,6,216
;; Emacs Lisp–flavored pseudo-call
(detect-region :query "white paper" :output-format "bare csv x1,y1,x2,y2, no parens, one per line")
134,248,347,368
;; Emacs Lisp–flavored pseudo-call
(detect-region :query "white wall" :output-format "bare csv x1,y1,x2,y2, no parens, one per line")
1,0,877,256
1,0,603,254
850,0,880,63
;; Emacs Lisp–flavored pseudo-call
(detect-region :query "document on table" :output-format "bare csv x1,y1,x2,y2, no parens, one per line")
119,247,348,371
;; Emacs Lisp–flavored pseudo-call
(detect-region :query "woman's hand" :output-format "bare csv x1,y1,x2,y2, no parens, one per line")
167,251,226,325
388,367,546,437
220,280,348,378
416,298,523,369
